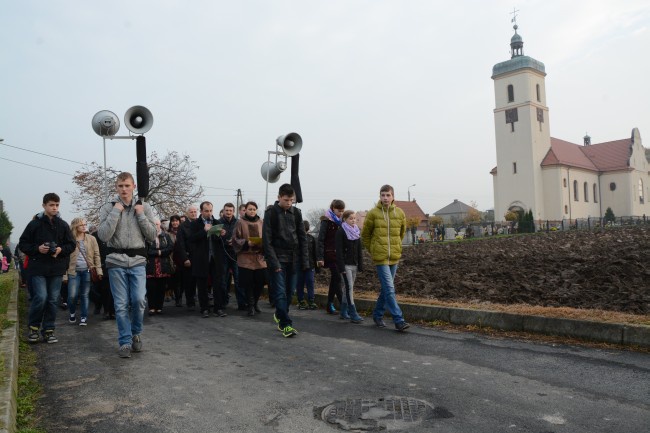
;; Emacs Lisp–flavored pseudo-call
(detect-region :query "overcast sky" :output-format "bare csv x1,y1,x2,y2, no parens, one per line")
1,0,649,241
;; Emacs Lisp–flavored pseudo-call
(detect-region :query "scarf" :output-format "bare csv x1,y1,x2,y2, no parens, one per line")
342,222,360,240
326,209,342,226
243,214,259,222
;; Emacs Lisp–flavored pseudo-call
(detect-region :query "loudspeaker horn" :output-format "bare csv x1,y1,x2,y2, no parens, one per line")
124,105,154,134
91,110,120,136
276,132,302,156
261,161,287,183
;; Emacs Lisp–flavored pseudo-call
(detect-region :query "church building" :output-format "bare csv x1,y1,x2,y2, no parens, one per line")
490,24,649,222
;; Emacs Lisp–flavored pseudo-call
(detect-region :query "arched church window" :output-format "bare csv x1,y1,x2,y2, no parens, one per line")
563,178,567,187
639,179,644,204
564,205,568,214
507,84,514,102
536,84,540,102
593,184,598,203
573,180,579,201
583,182,589,202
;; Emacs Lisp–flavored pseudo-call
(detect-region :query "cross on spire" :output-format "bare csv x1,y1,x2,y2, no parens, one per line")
510,7,520,26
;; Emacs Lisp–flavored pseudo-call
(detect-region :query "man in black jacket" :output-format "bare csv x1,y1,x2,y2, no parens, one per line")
174,205,198,309
187,201,227,318
216,202,244,310
18,193,76,344
263,184,309,338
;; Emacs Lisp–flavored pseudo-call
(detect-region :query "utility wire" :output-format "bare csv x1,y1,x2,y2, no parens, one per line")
0,141,93,166
0,156,74,176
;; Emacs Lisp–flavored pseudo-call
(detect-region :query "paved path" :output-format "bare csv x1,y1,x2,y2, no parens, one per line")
32,301,650,432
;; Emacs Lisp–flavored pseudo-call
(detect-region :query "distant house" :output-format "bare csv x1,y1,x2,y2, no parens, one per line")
433,199,474,225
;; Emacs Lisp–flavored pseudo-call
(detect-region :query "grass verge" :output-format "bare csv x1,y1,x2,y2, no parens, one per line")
315,286,650,326
16,285,46,433
0,272,14,330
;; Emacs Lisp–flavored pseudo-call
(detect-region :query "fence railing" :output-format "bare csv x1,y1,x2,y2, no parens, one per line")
425,215,650,240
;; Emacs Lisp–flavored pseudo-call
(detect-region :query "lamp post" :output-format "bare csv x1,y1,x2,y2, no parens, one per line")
408,184,416,202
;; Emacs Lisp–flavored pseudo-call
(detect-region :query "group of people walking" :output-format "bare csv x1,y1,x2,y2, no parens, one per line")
18,173,410,358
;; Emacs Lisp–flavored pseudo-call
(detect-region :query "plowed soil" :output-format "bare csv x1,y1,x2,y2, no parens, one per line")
317,226,650,315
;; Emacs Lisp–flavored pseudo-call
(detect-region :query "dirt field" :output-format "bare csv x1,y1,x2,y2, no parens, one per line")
316,226,650,320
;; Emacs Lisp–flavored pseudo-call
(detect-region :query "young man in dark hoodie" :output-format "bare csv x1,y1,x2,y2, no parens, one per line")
263,184,309,338
19,193,76,344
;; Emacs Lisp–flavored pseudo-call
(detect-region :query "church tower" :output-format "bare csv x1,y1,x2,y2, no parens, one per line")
491,21,550,221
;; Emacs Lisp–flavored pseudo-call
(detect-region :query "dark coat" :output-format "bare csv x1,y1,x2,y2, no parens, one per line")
317,217,340,267
335,228,363,273
216,216,237,258
306,233,317,270
18,213,76,277
262,202,308,271
146,231,174,275
186,216,219,278
173,219,194,265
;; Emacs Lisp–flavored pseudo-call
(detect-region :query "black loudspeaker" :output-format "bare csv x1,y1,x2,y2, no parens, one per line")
136,136,149,198
290,154,303,203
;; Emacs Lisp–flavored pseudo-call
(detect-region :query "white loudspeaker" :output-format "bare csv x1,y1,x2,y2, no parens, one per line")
261,161,287,183
124,105,154,134
91,110,120,136
276,132,302,156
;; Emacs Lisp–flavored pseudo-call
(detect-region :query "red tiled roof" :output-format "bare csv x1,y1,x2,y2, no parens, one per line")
393,200,428,230
580,139,631,171
541,137,632,172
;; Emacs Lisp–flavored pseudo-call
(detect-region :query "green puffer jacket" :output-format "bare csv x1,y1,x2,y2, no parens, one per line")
361,201,406,265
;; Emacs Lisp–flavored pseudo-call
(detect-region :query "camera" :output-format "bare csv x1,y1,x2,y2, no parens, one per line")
45,242,58,255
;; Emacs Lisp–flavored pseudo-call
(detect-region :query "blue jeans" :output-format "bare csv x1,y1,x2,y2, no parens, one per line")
28,275,62,331
270,261,297,328
373,264,404,324
68,270,91,318
296,268,315,302
108,266,146,346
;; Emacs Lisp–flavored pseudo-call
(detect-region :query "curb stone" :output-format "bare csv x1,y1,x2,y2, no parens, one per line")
0,274,19,433
314,293,650,348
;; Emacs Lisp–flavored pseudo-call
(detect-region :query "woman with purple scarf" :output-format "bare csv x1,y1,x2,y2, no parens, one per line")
317,199,345,314
335,210,364,323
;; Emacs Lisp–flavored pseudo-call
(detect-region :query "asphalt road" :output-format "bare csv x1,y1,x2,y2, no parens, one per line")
32,300,650,433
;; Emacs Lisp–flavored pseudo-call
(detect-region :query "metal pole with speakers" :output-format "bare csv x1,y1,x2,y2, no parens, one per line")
91,105,154,200
261,132,302,209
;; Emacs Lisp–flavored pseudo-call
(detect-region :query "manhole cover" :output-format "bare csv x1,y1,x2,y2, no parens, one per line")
321,396,434,431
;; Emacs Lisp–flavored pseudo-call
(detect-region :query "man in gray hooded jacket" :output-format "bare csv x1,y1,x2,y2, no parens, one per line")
98,172,156,358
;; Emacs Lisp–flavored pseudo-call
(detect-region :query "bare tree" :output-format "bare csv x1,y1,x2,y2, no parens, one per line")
304,208,327,234
67,151,204,226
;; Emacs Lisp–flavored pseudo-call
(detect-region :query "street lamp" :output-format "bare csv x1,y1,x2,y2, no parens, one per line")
408,184,416,201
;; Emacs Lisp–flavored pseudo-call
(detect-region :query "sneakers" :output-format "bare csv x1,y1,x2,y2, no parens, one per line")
213,309,228,317
326,303,337,314
308,301,318,310
298,300,308,310
132,335,142,352
79,317,87,326
395,321,411,332
68,314,76,324
118,344,132,358
273,313,280,324
282,326,298,338
202,310,210,318
44,331,58,344
27,326,40,343
373,317,386,328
